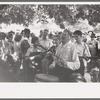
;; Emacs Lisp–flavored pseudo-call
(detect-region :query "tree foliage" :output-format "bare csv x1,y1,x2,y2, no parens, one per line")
1,4,100,27
0,4,36,26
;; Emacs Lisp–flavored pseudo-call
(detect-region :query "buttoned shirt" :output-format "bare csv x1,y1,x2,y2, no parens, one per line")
54,41,80,71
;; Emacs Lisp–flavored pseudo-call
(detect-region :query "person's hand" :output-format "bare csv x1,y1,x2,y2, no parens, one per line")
49,63,55,69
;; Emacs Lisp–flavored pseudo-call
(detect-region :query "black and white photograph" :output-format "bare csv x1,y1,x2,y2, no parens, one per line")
0,1,100,99
0,2,100,83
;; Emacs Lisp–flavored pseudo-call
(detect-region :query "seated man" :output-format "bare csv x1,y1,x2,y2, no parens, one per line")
49,29,80,82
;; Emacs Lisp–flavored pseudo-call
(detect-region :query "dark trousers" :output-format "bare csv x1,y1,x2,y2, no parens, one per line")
49,65,73,82
75,59,85,76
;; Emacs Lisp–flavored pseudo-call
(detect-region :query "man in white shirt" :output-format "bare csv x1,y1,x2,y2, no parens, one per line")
49,29,80,82
39,29,53,52
73,30,91,75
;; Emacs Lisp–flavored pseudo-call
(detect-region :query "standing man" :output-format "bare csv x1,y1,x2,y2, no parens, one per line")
73,30,91,76
20,28,31,82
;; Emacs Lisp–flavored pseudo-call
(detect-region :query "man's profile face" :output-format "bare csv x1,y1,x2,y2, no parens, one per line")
74,35,82,43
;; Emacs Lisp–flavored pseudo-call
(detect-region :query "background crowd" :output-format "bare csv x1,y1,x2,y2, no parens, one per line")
0,28,100,82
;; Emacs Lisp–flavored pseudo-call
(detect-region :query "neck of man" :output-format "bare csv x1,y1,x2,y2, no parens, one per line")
62,40,69,45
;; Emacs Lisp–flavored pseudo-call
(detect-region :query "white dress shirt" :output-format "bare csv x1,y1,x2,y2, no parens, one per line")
53,41,80,71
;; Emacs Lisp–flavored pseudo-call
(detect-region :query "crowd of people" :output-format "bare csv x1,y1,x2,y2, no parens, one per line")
0,28,100,82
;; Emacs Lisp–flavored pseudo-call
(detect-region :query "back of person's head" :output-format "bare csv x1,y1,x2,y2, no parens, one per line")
20,40,30,55
31,33,35,38
14,34,22,42
31,36,38,44
43,29,49,36
48,33,53,39
7,31,13,40
23,28,30,38
9,30,15,34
